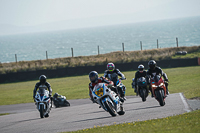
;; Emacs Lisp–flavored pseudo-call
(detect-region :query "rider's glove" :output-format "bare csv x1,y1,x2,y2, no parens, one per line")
165,79,168,82
49,94,52,97
121,77,126,80
107,84,113,88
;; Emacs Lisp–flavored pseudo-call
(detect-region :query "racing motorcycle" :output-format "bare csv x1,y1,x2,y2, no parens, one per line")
53,93,70,108
137,77,149,102
34,88,51,118
91,83,125,117
110,73,126,100
150,75,167,106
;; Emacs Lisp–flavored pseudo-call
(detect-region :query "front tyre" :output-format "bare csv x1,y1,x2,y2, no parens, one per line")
155,90,165,106
39,104,44,118
64,100,70,106
140,89,146,102
104,100,117,117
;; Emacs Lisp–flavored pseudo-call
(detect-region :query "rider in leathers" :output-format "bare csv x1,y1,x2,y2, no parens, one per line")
89,71,114,103
147,60,169,96
103,63,126,100
133,64,147,95
33,75,52,103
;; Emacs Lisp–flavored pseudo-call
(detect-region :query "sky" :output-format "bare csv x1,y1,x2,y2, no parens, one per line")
0,0,200,35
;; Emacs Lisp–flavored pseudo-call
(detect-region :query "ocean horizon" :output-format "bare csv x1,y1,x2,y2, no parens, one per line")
0,16,200,63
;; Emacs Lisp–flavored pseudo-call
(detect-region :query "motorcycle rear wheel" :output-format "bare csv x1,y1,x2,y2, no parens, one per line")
104,101,117,117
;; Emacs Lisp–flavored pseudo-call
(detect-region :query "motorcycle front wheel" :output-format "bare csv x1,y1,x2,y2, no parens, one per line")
104,100,117,117
64,100,70,106
155,90,165,106
140,88,147,102
39,104,44,118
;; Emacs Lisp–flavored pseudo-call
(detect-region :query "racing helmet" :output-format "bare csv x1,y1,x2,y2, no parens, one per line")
89,71,98,83
138,64,144,72
107,63,115,72
54,93,59,98
148,60,156,70
39,75,46,84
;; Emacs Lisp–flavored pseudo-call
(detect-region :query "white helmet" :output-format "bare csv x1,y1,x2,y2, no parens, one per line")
138,64,144,71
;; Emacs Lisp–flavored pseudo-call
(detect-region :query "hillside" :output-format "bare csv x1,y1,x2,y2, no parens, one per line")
0,46,199,74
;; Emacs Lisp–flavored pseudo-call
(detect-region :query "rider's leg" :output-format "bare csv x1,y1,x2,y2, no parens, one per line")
121,86,126,100
149,86,154,97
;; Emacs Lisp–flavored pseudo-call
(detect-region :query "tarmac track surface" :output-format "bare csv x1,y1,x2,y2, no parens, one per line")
0,93,192,133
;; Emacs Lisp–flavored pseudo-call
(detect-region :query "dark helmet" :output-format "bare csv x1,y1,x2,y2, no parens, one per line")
107,63,115,72
89,71,98,83
148,60,156,70
39,75,46,84
54,93,58,98
138,64,144,72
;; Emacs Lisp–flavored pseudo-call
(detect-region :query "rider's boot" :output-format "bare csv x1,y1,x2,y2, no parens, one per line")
50,97,53,108
166,87,169,95
148,86,154,97
119,97,124,103
136,90,139,96
151,92,154,97
165,82,169,95
120,102,124,111
120,92,126,101
149,89,154,97
121,86,126,101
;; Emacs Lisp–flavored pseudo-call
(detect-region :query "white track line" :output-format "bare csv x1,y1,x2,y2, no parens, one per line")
179,93,191,112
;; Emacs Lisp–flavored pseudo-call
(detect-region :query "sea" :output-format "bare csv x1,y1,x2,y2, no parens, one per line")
0,16,200,63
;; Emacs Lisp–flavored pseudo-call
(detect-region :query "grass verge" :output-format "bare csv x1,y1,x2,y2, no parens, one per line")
63,110,200,133
0,113,9,116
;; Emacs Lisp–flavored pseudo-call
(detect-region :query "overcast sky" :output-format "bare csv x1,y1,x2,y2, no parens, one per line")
0,0,200,34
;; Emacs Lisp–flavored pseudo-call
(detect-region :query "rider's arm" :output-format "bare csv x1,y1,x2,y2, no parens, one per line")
135,71,138,85
89,83,95,101
33,82,39,98
46,82,52,96
103,70,108,78
158,67,168,81
146,70,151,84
101,77,114,86
116,69,126,79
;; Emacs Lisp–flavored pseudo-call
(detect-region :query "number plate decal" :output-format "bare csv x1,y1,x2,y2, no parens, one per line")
95,87,104,97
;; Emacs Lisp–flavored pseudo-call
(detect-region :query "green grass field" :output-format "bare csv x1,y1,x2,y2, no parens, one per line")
64,109,200,133
0,66,199,105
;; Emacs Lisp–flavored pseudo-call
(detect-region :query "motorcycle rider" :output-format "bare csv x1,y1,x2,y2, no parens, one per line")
132,64,147,95
147,60,169,96
53,93,61,102
103,63,126,100
89,71,116,103
33,75,52,105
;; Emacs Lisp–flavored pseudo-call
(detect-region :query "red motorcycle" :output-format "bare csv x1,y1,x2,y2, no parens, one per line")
150,75,167,106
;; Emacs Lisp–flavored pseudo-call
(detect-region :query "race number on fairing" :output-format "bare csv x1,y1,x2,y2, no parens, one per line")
95,88,104,97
